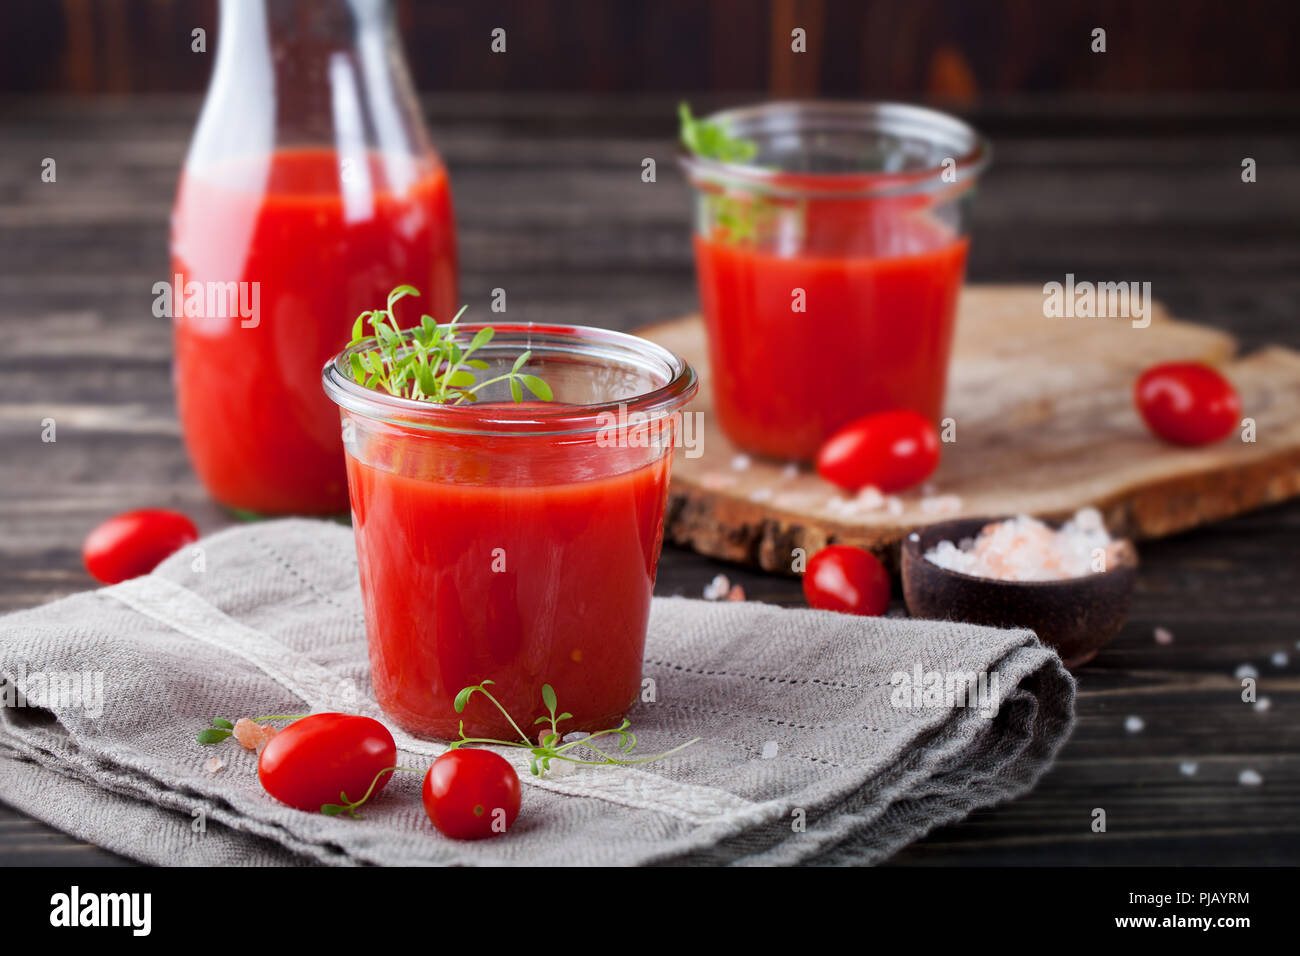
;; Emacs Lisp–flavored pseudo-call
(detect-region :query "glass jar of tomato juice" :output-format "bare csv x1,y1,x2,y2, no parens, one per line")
172,0,457,515
680,101,989,462
323,326,698,740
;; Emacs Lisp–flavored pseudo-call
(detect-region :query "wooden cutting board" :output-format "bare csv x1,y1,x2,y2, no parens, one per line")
639,286,1300,573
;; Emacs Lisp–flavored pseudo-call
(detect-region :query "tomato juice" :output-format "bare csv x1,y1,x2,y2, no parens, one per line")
171,148,457,514
347,429,672,740
693,205,968,462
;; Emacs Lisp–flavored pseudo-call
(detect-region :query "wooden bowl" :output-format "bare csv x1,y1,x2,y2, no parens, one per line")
900,515,1138,669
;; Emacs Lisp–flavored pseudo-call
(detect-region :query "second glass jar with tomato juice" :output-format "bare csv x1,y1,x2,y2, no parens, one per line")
323,326,697,740
171,0,456,514
681,102,989,462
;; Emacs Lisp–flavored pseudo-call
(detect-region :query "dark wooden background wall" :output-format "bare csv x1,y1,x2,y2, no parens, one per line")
2,0,1298,98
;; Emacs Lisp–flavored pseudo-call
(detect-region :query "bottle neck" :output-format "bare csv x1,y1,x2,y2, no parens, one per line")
186,0,432,191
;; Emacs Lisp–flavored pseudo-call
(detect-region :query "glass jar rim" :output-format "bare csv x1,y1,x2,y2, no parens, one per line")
322,322,698,436
678,99,991,200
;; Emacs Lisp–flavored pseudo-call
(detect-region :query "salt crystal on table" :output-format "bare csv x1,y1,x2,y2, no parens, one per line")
726,583,745,602
1271,651,1288,668
920,494,962,515
781,463,800,480
1124,715,1145,733
699,471,737,490
545,758,577,777
855,486,884,510
1235,664,1258,680
731,454,751,471
1238,769,1263,786
204,757,225,774
1154,626,1174,645
702,574,730,601
1179,761,1198,776
233,718,277,753
1254,696,1272,712
749,487,773,503
885,496,904,516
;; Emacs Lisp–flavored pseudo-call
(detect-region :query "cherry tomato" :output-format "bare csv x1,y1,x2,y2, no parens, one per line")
816,409,940,493
82,509,199,584
258,713,396,812
422,749,521,840
803,545,891,616
1135,361,1241,446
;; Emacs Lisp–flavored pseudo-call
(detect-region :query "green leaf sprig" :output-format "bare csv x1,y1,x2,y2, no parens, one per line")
449,679,700,777
348,285,552,405
678,102,758,163
679,102,788,246
321,766,421,819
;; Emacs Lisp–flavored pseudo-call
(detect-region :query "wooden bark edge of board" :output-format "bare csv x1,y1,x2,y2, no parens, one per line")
641,290,1300,574
663,441,1300,574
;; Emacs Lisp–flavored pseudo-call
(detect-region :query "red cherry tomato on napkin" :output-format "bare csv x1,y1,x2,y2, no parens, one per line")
258,713,397,812
1135,362,1241,446
422,749,521,840
803,545,891,616
816,409,940,493
82,509,199,584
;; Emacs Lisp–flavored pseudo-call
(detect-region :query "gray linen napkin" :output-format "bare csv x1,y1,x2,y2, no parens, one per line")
0,519,1074,866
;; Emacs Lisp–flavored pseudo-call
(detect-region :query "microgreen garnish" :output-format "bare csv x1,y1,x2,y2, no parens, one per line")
679,102,787,246
347,285,552,405
449,679,700,777
321,766,420,819
196,714,307,744
679,102,758,163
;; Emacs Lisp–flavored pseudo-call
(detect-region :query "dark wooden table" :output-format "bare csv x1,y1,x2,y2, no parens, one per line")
1,93,1297,865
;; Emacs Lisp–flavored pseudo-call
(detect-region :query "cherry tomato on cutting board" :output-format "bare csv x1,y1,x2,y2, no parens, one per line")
1135,362,1241,446
82,509,199,584
258,713,397,812
422,749,521,840
803,545,892,617
816,409,940,493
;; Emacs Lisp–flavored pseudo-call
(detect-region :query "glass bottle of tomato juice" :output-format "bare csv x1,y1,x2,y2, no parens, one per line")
171,0,456,514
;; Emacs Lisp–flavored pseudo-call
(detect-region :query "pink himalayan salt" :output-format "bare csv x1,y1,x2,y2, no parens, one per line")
726,583,746,602
204,756,225,774
233,718,278,753
924,507,1118,582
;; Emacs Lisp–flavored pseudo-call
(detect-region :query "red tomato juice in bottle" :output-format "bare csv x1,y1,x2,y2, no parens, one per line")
171,148,456,514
